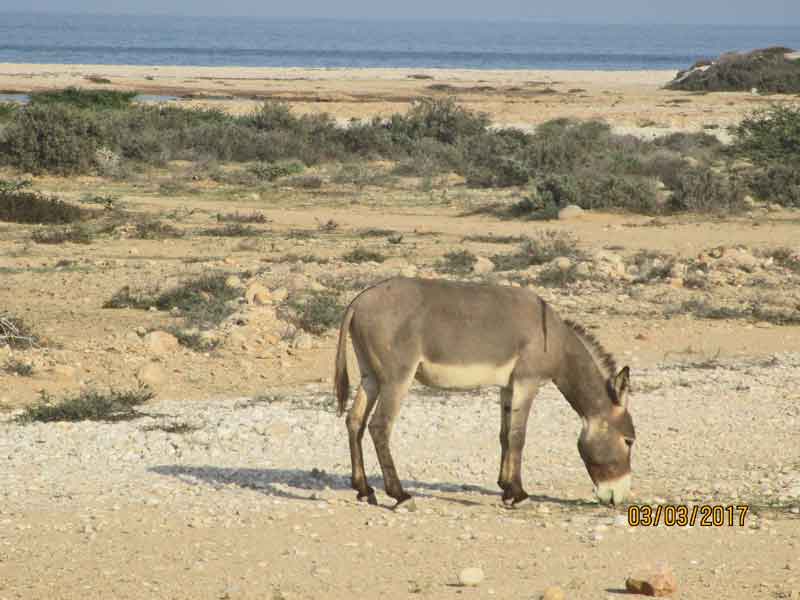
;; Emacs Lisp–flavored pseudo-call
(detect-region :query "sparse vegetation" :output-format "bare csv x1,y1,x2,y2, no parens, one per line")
133,220,183,239
199,223,259,237
3,358,33,376
342,247,386,263
29,87,137,110
0,314,40,349
436,249,477,274
17,386,154,423
673,299,800,326
31,224,93,244
536,263,586,287
142,421,202,434
285,291,345,335
216,211,269,224
105,273,241,328
491,231,580,271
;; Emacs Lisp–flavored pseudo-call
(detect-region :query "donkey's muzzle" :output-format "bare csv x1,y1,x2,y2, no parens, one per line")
594,473,631,505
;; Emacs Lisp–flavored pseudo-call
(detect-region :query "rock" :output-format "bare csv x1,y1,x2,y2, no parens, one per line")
542,585,565,600
225,275,244,289
625,564,677,597
245,283,271,305
137,362,166,386
293,333,314,350
271,287,289,303
575,262,591,277
144,331,179,355
558,204,585,220
458,567,484,587
473,256,495,275
51,364,77,380
719,248,759,272
554,257,572,273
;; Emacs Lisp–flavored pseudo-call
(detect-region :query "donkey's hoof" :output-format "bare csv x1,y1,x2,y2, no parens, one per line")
357,492,378,505
511,496,535,510
393,497,416,513
501,495,515,507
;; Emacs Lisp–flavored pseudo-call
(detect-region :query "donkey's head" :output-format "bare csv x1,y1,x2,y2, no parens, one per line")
576,366,635,505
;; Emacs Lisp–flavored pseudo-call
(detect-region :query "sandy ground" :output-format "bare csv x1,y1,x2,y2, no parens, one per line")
1,63,800,600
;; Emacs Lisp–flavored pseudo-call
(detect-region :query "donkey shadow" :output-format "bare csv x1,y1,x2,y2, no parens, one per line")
149,465,597,509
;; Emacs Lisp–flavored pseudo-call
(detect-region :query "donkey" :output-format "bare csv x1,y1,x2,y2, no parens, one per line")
334,277,635,511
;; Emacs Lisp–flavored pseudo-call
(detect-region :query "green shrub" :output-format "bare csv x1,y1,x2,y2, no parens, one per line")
0,189,85,224
199,223,258,237
342,247,386,263
492,231,580,271
732,104,800,165
134,220,184,239
667,166,746,213
747,164,800,207
29,87,137,110
17,386,154,423
0,102,18,122
153,273,241,327
3,358,33,376
287,291,345,335
248,160,305,181
1,104,106,174
216,211,268,224
437,249,477,274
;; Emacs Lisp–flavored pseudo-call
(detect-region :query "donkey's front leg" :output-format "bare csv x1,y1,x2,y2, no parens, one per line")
498,386,513,500
503,379,539,507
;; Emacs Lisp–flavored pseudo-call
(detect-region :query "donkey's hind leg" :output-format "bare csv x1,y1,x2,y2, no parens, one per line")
347,374,379,504
497,386,513,500
368,376,415,511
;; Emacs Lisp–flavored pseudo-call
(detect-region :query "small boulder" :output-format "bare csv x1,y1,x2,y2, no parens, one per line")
458,567,484,587
558,204,585,220
225,275,244,289
473,256,495,275
137,362,166,387
144,331,179,355
246,283,272,305
625,564,677,597
542,586,565,600
293,333,314,350
554,257,572,273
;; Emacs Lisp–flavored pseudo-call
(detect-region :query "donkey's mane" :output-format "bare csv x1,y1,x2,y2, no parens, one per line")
563,319,618,379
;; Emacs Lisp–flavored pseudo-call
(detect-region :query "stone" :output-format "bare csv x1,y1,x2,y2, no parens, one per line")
554,257,572,273
558,204,585,220
575,262,591,277
293,333,314,350
458,567,484,587
137,362,166,386
144,331,179,355
245,283,271,305
542,586,565,600
625,564,677,597
271,287,289,303
51,364,77,380
225,275,244,289
473,256,495,275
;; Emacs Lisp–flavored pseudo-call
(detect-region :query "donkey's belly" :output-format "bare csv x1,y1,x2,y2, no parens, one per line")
415,359,515,389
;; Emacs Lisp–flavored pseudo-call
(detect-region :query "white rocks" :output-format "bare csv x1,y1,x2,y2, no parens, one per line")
473,256,495,275
458,567,484,587
292,333,314,350
558,204,585,220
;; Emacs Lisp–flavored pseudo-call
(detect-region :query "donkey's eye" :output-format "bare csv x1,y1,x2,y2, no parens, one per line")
624,438,634,447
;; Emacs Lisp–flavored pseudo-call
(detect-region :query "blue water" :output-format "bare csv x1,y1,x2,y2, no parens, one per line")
0,13,797,70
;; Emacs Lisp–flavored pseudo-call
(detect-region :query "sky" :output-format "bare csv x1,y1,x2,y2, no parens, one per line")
1,0,799,25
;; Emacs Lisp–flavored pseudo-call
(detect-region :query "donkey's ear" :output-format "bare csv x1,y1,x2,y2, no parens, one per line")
612,366,630,408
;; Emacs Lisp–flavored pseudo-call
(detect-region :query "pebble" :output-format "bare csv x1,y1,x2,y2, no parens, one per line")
458,567,484,587
542,585,565,600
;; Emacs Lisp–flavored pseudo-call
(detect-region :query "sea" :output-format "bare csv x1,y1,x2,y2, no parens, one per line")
0,12,798,71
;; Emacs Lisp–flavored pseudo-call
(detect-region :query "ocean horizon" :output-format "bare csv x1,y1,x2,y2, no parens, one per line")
0,12,797,71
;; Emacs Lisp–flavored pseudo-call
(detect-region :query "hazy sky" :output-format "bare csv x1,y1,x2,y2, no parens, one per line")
2,0,800,25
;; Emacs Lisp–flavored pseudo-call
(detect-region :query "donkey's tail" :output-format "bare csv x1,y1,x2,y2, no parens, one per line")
334,302,356,417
